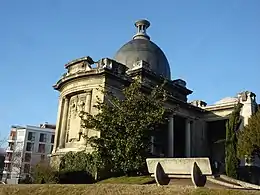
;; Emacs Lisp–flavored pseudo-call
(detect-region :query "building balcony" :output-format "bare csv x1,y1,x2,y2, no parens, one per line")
3,167,11,173
4,158,12,163
6,147,14,152
7,136,15,142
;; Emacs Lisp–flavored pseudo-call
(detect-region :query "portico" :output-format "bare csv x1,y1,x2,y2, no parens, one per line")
167,114,193,158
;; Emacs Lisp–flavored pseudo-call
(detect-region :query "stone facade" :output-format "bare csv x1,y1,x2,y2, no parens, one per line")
50,19,258,171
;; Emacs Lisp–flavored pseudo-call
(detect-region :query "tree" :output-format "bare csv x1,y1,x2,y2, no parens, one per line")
0,136,7,148
31,161,59,184
0,136,7,180
225,103,242,179
10,142,24,180
79,79,176,176
237,110,260,159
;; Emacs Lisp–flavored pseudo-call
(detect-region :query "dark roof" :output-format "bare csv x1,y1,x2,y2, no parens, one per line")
114,39,171,79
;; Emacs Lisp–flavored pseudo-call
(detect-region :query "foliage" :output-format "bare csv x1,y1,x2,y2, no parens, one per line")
238,110,260,159
59,151,99,183
225,103,242,179
19,174,33,184
31,161,59,184
0,136,7,147
79,79,174,176
10,145,24,176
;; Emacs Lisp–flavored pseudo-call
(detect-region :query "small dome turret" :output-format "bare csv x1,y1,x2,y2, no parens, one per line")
114,19,171,79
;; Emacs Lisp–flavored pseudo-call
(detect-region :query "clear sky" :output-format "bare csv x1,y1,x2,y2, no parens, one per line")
0,0,259,139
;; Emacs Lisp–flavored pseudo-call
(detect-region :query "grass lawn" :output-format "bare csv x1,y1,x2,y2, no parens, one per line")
97,176,155,184
1,176,260,195
1,184,260,195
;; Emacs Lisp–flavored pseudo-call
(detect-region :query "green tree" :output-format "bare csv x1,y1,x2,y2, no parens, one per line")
238,110,260,159
225,103,242,179
79,79,177,176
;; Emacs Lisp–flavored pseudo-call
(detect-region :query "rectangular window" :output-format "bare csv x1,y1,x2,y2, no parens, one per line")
38,144,45,153
5,153,12,161
4,163,11,170
24,153,31,162
51,134,55,143
26,142,34,151
27,132,35,141
8,142,14,150
24,164,30,173
39,133,47,142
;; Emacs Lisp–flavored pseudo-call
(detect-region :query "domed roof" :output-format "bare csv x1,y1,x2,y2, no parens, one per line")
114,19,171,79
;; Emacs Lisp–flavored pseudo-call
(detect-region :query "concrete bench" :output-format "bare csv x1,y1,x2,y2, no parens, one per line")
146,158,212,187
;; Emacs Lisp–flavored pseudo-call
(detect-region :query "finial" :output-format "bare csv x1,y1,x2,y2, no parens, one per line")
133,19,150,40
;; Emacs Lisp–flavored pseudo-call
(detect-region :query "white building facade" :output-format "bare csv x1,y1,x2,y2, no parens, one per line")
2,123,55,183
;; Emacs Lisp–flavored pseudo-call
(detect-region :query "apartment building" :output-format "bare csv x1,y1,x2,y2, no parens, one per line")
2,123,55,183
0,148,5,180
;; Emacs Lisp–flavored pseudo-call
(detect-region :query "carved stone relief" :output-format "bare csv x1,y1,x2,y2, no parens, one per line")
67,93,86,142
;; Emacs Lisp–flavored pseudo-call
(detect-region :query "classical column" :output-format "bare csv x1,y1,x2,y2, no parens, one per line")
168,115,174,157
59,97,69,148
81,90,92,143
52,97,63,153
185,119,192,157
85,90,92,113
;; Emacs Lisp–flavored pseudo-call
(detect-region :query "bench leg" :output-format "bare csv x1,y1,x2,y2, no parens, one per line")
154,162,170,186
191,162,207,187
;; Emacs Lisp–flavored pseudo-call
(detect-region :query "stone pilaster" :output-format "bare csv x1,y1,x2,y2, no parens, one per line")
52,97,63,153
81,90,92,144
85,90,92,113
185,119,192,157
59,97,69,148
168,115,174,157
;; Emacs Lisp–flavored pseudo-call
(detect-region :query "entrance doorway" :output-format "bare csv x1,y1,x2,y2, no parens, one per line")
207,119,227,173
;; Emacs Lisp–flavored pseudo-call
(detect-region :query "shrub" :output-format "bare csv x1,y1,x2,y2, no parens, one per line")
59,151,98,183
238,110,260,159
31,162,59,184
225,103,242,179
19,174,32,184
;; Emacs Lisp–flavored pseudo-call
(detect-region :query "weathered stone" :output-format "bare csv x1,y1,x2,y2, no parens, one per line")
191,162,207,187
146,158,212,175
51,18,258,170
154,162,170,186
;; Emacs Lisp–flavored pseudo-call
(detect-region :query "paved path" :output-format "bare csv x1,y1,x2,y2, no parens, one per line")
168,178,232,189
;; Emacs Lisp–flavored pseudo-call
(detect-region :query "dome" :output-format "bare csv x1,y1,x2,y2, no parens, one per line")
114,19,171,79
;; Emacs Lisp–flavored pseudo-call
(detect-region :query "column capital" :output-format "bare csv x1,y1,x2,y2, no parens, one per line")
85,90,92,95
186,118,193,123
168,113,177,118
62,96,69,102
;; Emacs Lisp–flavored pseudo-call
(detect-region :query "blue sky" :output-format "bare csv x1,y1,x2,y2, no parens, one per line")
0,0,259,139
